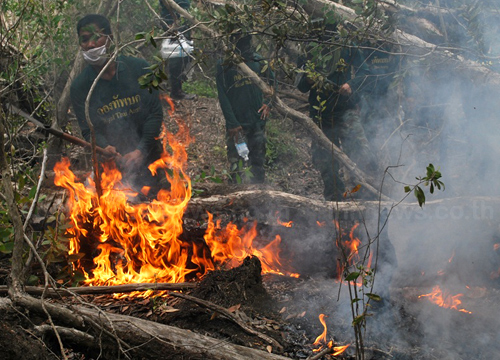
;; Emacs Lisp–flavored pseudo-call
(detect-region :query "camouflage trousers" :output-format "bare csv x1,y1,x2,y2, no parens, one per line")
312,108,377,201
226,123,266,184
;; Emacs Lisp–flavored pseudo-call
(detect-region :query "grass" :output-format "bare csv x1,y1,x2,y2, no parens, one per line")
183,79,217,98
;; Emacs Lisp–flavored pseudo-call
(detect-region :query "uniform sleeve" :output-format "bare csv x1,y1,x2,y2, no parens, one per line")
70,77,108,148
216,62,240,130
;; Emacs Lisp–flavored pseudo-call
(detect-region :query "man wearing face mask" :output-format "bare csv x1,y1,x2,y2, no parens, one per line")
70,14,164,194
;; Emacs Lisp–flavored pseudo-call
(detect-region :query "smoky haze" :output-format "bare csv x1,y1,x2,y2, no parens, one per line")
276,4,500,359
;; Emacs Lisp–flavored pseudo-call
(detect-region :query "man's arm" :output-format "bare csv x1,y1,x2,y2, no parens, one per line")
216,62,241,133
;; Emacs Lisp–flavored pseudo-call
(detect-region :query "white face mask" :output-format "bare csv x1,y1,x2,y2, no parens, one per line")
82,44,108,66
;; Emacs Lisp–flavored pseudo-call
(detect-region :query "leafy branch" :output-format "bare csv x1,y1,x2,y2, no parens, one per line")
404,163,445,207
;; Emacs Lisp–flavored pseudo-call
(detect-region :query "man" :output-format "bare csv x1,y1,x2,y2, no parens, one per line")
70,14,164,193
216,34,274,184
297,29,377,201
159,0,196,100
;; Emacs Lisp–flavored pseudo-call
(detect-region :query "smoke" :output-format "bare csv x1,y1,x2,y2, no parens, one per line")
275,3,500,358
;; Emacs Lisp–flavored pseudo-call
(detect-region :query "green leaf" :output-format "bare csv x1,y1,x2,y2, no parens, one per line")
28,186,37,199
67,253,86,263
352,314,365,326
414,186,426,207
345,272,360,281
0,241,14,254
404,186,411,193
71,271,86,285
27,275,39,286
366,293,382,301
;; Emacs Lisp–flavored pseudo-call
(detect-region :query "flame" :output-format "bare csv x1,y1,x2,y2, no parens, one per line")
333,344,350,356
335,221,372,285
418,286,472,314
494,243,500,251
313,313,328,346
312,315,350,355
160,94,175,116
448,249,455,263
203,212,299,277
277,218,293,228
54,118,298,294
275,212,293,228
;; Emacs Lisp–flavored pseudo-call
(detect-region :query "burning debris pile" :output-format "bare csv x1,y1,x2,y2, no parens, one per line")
53,120,298,290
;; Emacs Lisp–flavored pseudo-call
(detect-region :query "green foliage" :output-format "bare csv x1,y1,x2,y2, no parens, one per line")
404,163,445,207
265,117,297,166
183,79,217,98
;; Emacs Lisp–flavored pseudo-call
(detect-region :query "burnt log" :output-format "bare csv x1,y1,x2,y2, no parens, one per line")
0,295,293,360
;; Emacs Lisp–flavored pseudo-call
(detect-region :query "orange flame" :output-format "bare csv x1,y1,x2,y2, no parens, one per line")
494,243,500,251
448,249,455,263
335,221,372,285
203,212,299,277
333,344,350,356
54,119,298,294
312,315,350,355
277,218,293,228
418,286,472,314
313,314,328,346
160,94,175,116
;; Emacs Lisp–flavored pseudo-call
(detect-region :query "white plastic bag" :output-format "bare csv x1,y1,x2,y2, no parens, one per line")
160,37,194,59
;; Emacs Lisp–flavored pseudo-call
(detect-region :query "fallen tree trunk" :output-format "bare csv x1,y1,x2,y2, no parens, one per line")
76,305,292,360
188,189,500,224
0,295,292,360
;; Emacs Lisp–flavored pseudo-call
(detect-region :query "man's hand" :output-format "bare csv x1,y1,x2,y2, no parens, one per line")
102,145,120,160
258,104,270,120
121,149,144,170
228,126,243,140
339,83,352,96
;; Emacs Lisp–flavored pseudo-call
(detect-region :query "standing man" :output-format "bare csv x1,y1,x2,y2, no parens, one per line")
70,14,164,193
216,34,275,184
159,0,196,100
297,30,377,201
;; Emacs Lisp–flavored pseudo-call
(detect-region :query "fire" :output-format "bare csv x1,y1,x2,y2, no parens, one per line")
313,313,328,346
54,117,298,293
335,221,372,285
312,314,350,356
204,212,299,277
333,344,350,356
418,285,472,314
276,218,293,228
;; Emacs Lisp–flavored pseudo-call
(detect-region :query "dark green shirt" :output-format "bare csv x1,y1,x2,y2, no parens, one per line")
363,44,399,96
297,46,369,124
70,55,163,158
216,53,275,130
